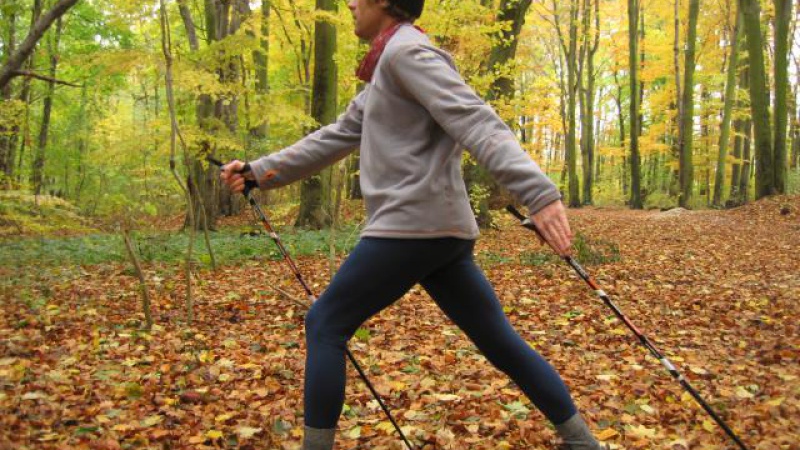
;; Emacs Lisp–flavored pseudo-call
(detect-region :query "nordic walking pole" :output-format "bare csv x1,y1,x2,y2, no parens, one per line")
208,157,416,450
506,205,751,450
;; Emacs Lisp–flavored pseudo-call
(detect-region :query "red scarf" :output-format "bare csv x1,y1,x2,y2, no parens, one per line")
356,22,423,83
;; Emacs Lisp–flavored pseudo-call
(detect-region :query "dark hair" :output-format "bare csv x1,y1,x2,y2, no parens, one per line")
384,3,417,22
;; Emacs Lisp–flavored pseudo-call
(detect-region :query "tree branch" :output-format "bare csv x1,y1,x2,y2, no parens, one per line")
0,0,80,91
11,70,82,87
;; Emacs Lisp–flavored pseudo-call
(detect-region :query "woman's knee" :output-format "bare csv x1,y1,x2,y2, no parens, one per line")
305,301,347,346
304,302,327,341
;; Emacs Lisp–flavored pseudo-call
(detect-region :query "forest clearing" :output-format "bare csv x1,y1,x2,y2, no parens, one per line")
1,195,797,450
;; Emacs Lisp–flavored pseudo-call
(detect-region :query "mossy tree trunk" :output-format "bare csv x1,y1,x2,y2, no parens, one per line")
296,0,337,229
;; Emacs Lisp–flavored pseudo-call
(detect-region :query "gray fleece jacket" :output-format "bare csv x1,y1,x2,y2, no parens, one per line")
249,25,560,239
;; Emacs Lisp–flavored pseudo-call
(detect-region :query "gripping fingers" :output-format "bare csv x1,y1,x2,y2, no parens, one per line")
531,201,573,257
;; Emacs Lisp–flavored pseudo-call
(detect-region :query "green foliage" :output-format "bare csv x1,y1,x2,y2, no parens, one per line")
518,232,621,266
644,191,678,210
476,251,513,266
788,169,800,195
593,179,627,207
0,191,97,236
0,225,361,268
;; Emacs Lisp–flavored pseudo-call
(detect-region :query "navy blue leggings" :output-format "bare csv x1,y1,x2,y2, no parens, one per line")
303,237,577,429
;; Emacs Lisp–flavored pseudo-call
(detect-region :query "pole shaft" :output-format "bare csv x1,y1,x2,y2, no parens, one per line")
506,205,750,450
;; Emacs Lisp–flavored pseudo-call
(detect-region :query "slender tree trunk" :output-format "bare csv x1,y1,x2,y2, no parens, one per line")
32,17,63,196
580,0,598,205
252,0,271,139
179,0,218,230
730,117,744,197
739,119,753,201
549,0,582,207
628,0,643,208
739,0,774,198
160,0,197,325
678,0,700,208
296,0,338,229
772,0,791,193
792,84,799,170
567,0,580,207
466,0,532,226
123,231,154,331
713,7,742,206
730,49,749,203
671,0,682,197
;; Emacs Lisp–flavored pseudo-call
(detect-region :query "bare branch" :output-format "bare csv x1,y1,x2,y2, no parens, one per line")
11,70,82,87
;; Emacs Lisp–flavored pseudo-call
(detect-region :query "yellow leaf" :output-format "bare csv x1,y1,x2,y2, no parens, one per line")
235,426,262,439
735,387,754,399
142,415,163,427
113,423,135,432
376,421,395,433
37,433,60,442
702,420,715,432
640,404,656,414
766,397,784,406
345,426,361,439
626,424,657,438
206,430,223,439
215,413,234,423
596,428,619,441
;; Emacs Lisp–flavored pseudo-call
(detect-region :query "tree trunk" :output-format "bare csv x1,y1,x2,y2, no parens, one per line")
580,0,598,205
251,0,271,139
466,0,532,226
296,0,338,229
566,0,581,207
586,0,599,204
32,16,63,196
0,2,18,184
739,119,753,201
678,0,700,208
713,7,742,207
628,0,643,208
772,0,791,193
738,0,774,198
0,0,78,91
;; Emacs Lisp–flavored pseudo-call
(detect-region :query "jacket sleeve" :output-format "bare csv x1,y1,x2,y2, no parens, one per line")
248,89,366,189
385,44,561,215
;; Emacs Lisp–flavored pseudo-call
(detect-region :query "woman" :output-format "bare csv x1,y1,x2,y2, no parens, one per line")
222,1,604,448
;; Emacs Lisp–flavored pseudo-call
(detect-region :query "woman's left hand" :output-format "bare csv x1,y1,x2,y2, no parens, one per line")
529,200,573,257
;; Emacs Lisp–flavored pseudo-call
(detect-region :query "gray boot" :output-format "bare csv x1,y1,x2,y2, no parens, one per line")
302,426,335,450
554,413,605,450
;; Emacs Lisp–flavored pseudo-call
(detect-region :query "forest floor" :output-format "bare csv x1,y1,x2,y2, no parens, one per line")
0,196,798,450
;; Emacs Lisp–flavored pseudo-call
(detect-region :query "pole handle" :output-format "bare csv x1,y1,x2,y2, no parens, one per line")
505,205,547,241
207,156,258,196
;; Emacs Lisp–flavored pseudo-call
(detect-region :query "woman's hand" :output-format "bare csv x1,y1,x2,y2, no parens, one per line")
220,160,253,193
530,200,573,257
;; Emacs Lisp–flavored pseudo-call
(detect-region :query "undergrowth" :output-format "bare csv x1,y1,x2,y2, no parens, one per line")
0,225,361,269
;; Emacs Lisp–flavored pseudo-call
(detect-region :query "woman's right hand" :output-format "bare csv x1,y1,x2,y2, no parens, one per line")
220,160,254,193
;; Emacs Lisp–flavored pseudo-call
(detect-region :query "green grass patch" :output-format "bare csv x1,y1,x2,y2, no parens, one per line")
518,232,621,267
0,225,361,269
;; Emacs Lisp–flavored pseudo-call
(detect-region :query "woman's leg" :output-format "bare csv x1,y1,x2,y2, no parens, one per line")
420,241,577,423
303,238,467,430
420,242,602,448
